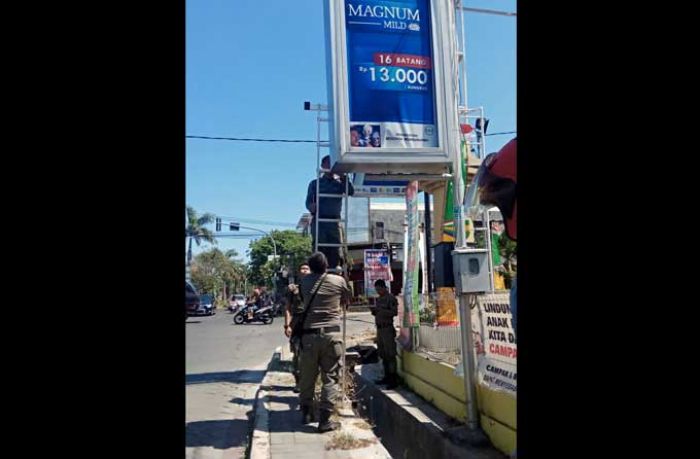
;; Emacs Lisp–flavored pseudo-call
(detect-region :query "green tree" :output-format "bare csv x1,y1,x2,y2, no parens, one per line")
186,206,217,265
473,225,516,287
223,249,247,300
248,230,312,287
498,235,517,286
191,248,239,306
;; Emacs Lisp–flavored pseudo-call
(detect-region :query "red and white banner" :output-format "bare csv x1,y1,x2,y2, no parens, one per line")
472,292,517,396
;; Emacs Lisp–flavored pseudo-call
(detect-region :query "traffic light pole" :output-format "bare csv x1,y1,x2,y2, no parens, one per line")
235,226,277,261
212,219,277,261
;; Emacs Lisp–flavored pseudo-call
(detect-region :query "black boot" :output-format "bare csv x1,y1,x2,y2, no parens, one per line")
317,410,340,433
292,374,300,393
384,375,399,390
301,406,314,424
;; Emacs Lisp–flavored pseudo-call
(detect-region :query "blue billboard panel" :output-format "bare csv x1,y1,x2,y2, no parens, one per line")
345,0,438,149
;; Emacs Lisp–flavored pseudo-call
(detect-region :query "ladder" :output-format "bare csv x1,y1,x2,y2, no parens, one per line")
306,103,351,277
307,102,353,406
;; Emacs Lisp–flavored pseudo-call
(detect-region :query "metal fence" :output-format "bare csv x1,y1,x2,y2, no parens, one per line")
415,324,462,366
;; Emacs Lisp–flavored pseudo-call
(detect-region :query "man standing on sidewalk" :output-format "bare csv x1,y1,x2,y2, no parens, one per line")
284,263,311,393
370,279,399,389
298,252,350,433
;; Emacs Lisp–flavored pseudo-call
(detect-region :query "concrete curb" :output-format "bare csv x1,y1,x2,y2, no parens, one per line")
352,363,508,459
248,347,282,459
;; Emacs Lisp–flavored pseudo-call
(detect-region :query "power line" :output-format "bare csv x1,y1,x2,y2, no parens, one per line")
485,131,517,136
187,135,317,143
459,6,516,17
215,216,299,227
211,233,270,238
187,130,515,143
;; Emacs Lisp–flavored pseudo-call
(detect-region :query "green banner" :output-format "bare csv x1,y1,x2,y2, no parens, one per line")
403,181,420,328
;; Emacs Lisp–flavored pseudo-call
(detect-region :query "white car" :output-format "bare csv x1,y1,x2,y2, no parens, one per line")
230,294,246,311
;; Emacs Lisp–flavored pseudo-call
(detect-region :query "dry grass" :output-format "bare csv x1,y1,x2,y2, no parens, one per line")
309,366,356,411
325,431,377,450
309,352,357,411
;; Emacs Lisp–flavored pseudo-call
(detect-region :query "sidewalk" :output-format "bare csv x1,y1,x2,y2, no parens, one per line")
250,345,391,459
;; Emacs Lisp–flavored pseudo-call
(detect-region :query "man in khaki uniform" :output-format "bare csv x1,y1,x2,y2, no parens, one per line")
284,263,311,393
298,252,350,433
370,279,398,389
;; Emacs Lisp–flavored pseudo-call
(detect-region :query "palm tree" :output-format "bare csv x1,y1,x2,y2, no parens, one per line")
224,249,247,298
186,206,217,265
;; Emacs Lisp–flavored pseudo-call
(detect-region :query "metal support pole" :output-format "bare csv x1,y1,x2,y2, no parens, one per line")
452,0,480,433
484,209,495,293
341,173,349,405
453,170,479,430
424,192,434,293
315,112,321,254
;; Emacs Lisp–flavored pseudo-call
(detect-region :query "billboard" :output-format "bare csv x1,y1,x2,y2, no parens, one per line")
346,0,438,149
324,0,459,174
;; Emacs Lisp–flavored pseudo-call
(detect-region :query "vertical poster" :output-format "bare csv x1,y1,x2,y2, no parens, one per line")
364,249,392,297
345,0,438,149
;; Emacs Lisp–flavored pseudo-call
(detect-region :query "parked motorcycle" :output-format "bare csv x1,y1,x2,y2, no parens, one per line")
233,304,274,325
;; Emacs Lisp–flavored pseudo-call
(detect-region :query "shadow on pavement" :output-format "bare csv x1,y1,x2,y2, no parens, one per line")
229,396,256,406
185,419,251,449
186,370,266,385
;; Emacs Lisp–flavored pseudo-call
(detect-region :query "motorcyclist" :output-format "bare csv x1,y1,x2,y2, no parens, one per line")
246,288,262,320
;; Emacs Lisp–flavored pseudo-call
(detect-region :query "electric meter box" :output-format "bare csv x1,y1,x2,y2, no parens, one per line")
452,248,490,293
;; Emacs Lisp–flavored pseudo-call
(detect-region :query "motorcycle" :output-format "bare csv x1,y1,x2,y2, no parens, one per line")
233,304,274,325
271,301,285,317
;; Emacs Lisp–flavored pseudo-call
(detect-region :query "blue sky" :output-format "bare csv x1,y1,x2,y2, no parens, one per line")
186,0,516,261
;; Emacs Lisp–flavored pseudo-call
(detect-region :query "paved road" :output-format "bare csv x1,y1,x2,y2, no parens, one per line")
186,310,287,459
186,309,376,459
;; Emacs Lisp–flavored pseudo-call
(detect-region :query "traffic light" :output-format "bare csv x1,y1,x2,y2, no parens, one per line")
215,217,221,232
229,222,240,231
